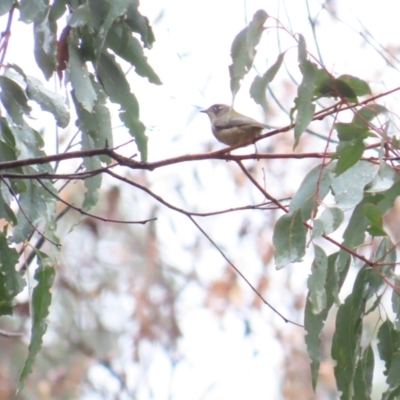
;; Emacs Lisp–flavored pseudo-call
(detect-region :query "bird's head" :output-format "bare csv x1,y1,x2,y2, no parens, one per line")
201,104,231,122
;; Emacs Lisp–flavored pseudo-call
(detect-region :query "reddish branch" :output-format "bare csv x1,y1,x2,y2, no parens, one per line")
0,3,15,67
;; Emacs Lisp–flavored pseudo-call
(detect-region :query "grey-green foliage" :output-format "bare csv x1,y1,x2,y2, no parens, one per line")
0,0,161,390
232,12,400,398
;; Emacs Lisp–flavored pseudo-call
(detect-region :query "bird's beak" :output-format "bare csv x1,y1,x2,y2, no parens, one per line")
200,109,207,113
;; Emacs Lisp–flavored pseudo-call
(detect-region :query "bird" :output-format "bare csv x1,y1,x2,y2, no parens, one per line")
201,104,270,146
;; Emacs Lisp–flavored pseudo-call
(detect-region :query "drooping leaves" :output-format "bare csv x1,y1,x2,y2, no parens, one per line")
0,233,26,316
273,210,307,269
17,251,55,392
229,10,268,98
250,52,285,111
290,35,317,147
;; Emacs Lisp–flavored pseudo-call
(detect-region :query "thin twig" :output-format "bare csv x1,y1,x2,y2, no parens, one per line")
188,215,304,327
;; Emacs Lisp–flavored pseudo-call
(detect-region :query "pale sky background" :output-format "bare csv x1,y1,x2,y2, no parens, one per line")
2,0,400,399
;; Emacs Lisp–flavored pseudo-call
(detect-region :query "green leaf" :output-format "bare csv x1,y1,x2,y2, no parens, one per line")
314,207,343,237
19,0,48,23
49,0,68,21
106,22,162,85
67,3,91,27
290,163,335,220
377,320,400,376
250,52,285,112
12,180,58,244
34,15,57,80
331,161,378,210
67,43,97,112
81,134,102,212
273,210,307,269
0,76,32,125
125,1,156,48
17,251,55,392
297,34,307,63
335,139,365,176
0,0,14,16
331,290,365,398
314,70,358,100
336,74,371,97
96,0,132,57
0,233,25,316
97,52,147,161
96,51,137,109
0,115,16,146
229,10,268,97
313,68,334,98
305,252,341,390
366,163,397,194
363,237,395,298
353,345,374,400
363,203,386,236
386,353,400,387
393,277,400,331
382,386,400,400
0,181,17,225
25,76,70,128
73,77,112,162
307,245,327,314
376,180,400,212
311,219,324,239
353,104,388,128
294,59,317,147
335,122,369,142
0,136,17,163
8,121,49,162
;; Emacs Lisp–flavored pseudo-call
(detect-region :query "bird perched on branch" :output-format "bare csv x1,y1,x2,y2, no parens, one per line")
201,104,270,146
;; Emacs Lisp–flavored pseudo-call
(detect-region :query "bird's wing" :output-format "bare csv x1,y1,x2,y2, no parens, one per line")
214,116,268,129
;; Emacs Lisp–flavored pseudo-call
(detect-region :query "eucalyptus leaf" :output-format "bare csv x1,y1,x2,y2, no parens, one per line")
290,162,335,220
73,78,112,162
332,289,364,399
125,1,156,48
393,276,400,331
0,181,17,225
106,22,162,85
305,252,341,390
67,44,97,112
353,345,374,400
0,233,25,316
336,74,371,97
250,52,285,111
273,210,307,269
331,161,378,210
314,207,343,237
307,245,328,314
17,252,55,392
0,0,13,16
19,0,48,24
366,163,397,193
26,76,69,128
229,10,268,97
0,76,32,125
294,59,316,147
377,320,400,376
81,133,102,212
34,15,57,80
11,180,57,244
96,0,132,56
97,52,147,160
67,3,91,27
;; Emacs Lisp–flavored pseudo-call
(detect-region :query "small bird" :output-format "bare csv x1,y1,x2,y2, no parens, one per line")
201,104,270,146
